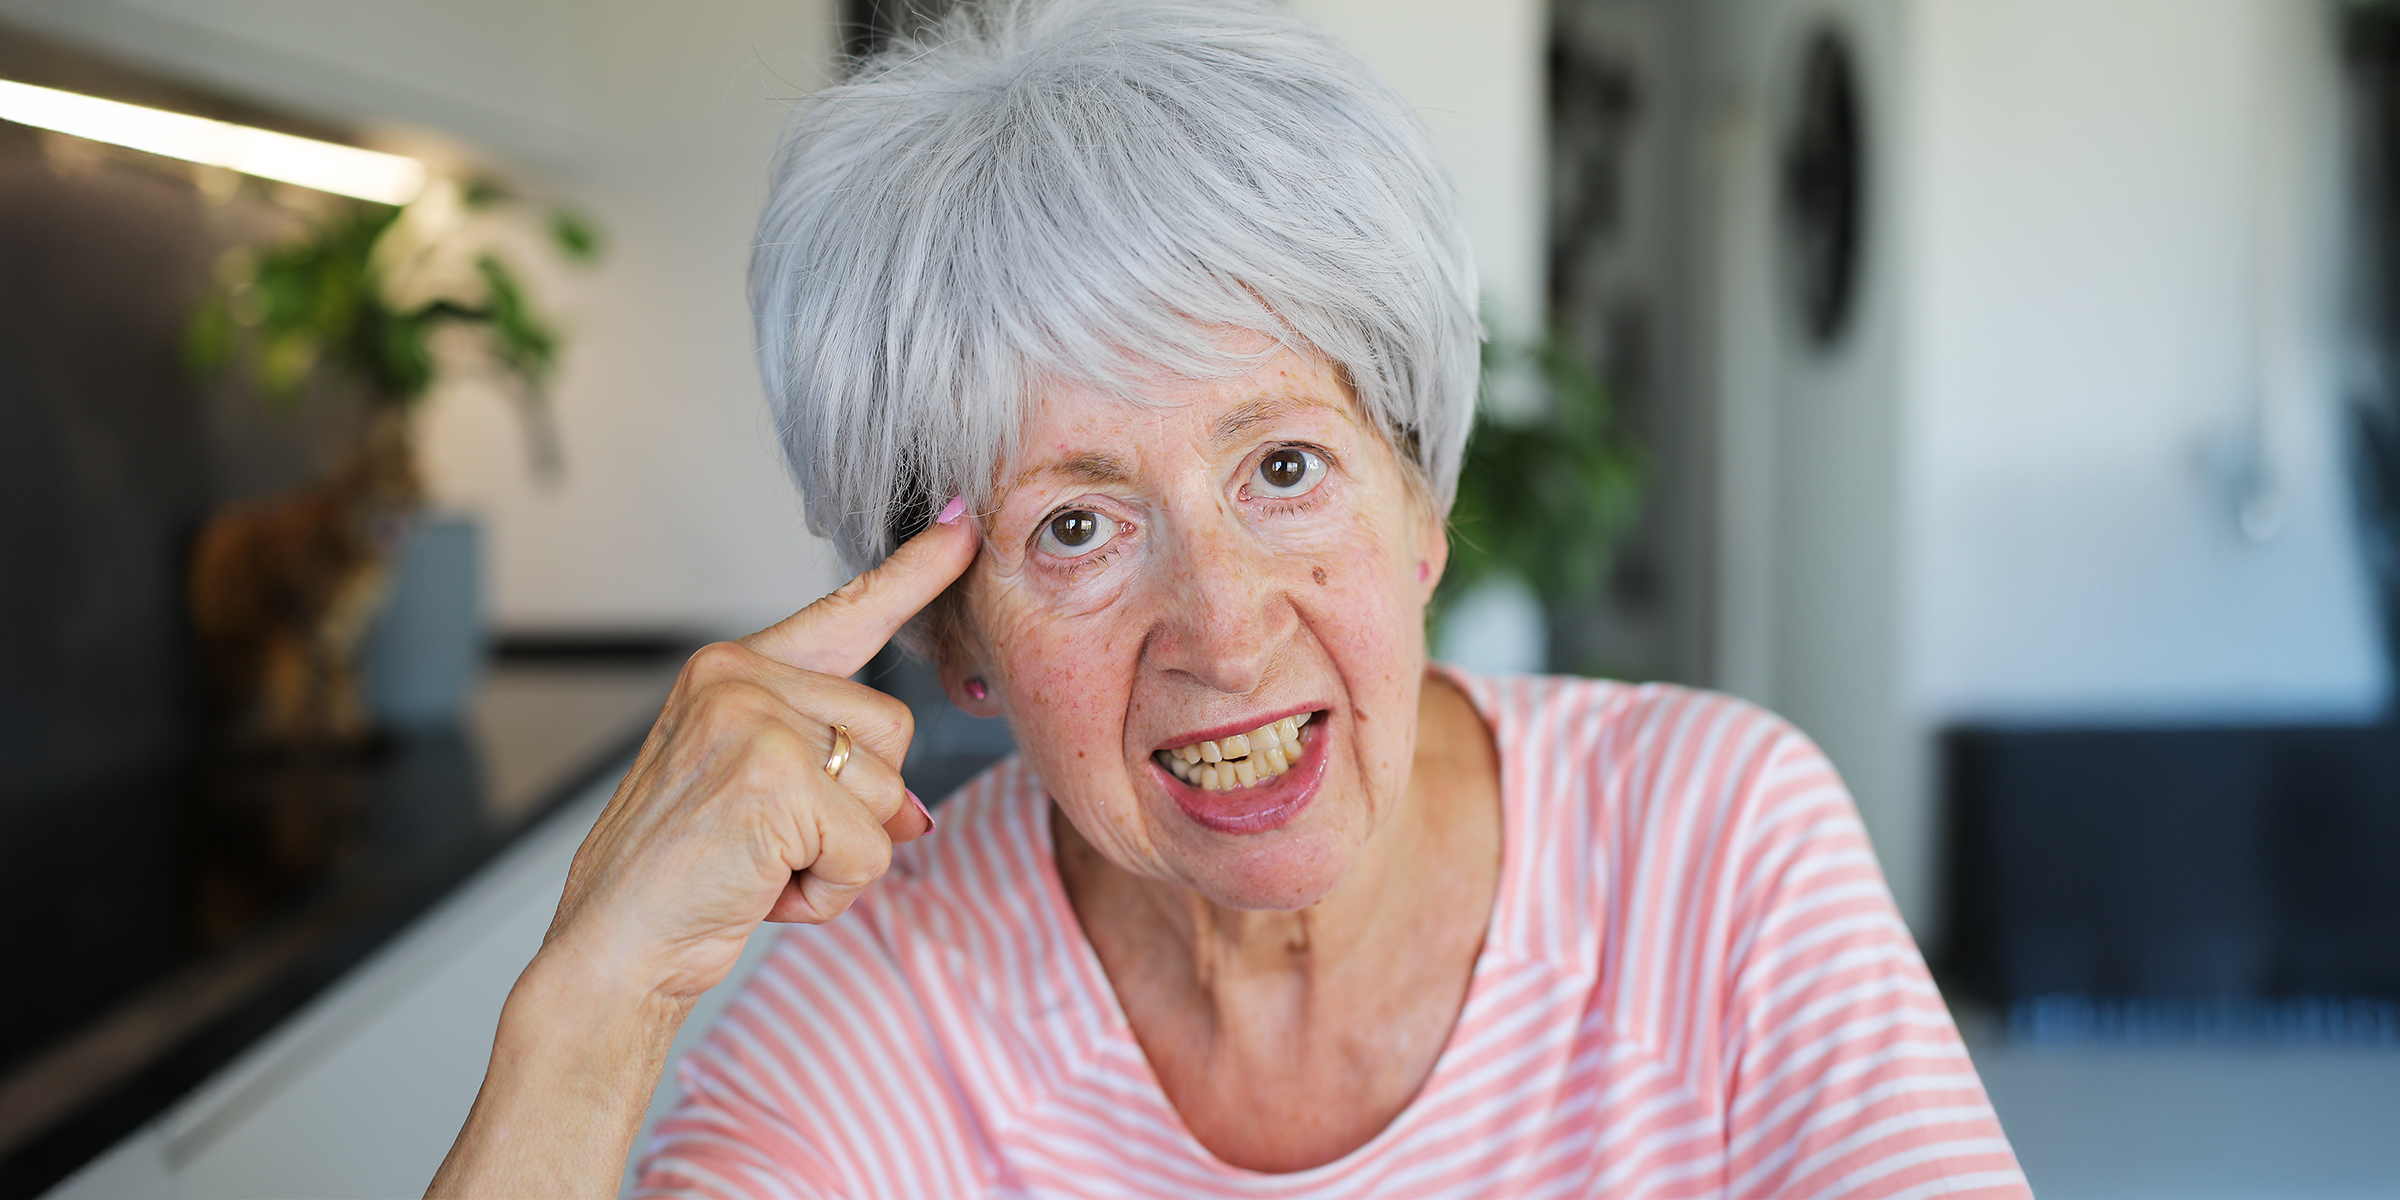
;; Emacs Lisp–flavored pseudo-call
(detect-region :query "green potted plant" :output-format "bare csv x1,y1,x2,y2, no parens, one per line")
184,179,599,746
1436,330,1648,675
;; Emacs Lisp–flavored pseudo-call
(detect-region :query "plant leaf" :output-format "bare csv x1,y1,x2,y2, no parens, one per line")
548,208,603,263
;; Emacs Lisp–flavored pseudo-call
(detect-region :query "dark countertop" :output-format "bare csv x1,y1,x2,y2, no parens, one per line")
0,657,683,1199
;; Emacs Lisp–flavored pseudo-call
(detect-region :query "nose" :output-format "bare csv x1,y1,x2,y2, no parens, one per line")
1141,507,1297,695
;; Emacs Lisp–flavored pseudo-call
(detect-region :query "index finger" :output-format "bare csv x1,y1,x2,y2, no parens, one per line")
741,505,979,678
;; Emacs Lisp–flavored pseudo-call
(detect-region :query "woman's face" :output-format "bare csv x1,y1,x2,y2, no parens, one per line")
959,343,1447,911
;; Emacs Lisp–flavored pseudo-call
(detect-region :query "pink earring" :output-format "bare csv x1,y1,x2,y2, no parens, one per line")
965,678,988,702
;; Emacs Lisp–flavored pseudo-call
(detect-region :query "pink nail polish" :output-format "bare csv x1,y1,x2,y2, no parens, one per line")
935,495,968,526
906,789,936,832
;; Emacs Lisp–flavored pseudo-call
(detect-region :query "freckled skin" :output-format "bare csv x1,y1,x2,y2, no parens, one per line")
962,348,1439,908
951,343,1504,1173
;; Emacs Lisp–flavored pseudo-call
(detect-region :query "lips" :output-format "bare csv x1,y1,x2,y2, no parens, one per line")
1148,709,1327,835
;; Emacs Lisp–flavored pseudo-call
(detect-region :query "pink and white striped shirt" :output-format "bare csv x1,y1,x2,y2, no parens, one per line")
635,671,2028,1198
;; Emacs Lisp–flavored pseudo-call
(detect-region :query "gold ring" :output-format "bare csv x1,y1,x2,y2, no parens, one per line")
823,724,852,780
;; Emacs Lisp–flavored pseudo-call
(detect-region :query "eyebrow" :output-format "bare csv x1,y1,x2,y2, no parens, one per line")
1045,450,1134,486
1211,393,1344,447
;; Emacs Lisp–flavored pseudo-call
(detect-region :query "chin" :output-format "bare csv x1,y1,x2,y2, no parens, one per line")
1164,788,1376,911
1183,839,1357,911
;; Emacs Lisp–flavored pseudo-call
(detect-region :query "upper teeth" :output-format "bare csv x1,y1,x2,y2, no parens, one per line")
1159,712,1311,792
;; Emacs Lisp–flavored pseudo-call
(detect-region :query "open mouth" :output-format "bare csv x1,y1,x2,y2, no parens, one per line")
1153,711,1313,792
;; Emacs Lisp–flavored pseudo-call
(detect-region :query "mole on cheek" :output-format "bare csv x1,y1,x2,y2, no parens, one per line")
1313,566,1328,586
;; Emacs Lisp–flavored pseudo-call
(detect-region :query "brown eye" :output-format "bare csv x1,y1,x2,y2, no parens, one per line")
1036,509,1115,558
1253,448,1326,498
1051,511,1099,547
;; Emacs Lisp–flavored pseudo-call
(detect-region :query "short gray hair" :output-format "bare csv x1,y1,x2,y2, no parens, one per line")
751,0,1481,576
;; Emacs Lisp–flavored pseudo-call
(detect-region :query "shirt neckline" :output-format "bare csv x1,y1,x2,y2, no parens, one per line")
1024,664,1529,1184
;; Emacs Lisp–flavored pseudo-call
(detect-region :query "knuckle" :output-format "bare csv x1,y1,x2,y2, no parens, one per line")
859,836,895,881
854,757,907,809
878,692,916,746
693,681,778,740
684,640,751,682
864,772,902,820
742,724,815,781
829,677,915,748
823,570,878,614
799,887,861,925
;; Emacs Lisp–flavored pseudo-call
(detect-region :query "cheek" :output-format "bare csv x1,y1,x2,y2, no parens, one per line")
1284,505,1423,633
979,587,1141,765
1289,506,1427,766
1306,563,1423,680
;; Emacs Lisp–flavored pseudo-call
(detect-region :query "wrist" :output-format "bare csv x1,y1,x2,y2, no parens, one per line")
510,933,694,1056
427,943,692,1198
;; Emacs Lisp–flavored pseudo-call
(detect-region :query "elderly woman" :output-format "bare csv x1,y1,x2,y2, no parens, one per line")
432,1,2026,1196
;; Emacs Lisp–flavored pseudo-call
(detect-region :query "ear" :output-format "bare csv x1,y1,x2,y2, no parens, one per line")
938,656,1005,717
1413,499,1452,605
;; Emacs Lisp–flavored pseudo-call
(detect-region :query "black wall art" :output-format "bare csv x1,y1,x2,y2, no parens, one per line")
1780,26,1866,350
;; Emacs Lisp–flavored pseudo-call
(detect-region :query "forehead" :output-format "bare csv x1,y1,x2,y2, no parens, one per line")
1010,348,1357,490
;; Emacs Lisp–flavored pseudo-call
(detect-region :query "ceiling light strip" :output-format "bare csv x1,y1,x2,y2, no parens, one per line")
0,78,426,205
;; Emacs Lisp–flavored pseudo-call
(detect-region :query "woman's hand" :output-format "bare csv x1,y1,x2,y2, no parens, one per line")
428,514,977,1199
544,513,976,1000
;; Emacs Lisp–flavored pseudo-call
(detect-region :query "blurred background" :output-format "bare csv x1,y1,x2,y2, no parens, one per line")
2,0,2396,1196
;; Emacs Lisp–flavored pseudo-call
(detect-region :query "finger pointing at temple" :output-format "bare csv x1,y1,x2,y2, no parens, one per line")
740,499,979,679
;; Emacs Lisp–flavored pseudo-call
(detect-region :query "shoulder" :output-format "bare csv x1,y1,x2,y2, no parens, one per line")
1447,667,1868,983
1442,667,1833,833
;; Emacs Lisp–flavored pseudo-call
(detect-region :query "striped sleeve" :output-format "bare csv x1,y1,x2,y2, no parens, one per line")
1711,722,2027,1199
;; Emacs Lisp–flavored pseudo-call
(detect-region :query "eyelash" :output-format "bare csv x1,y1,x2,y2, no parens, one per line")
1043,525,1130,579
1029,443,1339,577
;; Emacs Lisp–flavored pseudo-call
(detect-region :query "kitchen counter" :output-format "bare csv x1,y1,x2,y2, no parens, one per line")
0,656,682,1198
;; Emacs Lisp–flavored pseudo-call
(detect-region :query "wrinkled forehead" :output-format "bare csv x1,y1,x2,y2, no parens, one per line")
1001,347,1364,496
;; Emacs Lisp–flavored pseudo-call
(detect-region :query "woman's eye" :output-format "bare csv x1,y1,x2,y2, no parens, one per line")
1252,448,1327,499
1036,509,1116,558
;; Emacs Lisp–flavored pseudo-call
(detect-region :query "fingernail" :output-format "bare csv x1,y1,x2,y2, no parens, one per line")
907,789,936,832
934,495,968,526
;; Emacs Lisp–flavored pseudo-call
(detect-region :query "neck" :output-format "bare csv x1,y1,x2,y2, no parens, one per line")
1054,667,1504,1172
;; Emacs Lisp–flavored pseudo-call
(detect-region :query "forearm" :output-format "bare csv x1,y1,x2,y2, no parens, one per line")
427,946,693,1198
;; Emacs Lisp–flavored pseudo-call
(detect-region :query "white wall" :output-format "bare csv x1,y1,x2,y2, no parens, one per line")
1906,0,2382,725
1701,0,1935,929
1,0,851,638
1286,0,1547,342
5,0,1546,637
1701,0,2386,940
415,0,853,637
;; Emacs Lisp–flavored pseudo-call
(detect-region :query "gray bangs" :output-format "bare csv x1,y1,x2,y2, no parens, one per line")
750,0,1482,575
